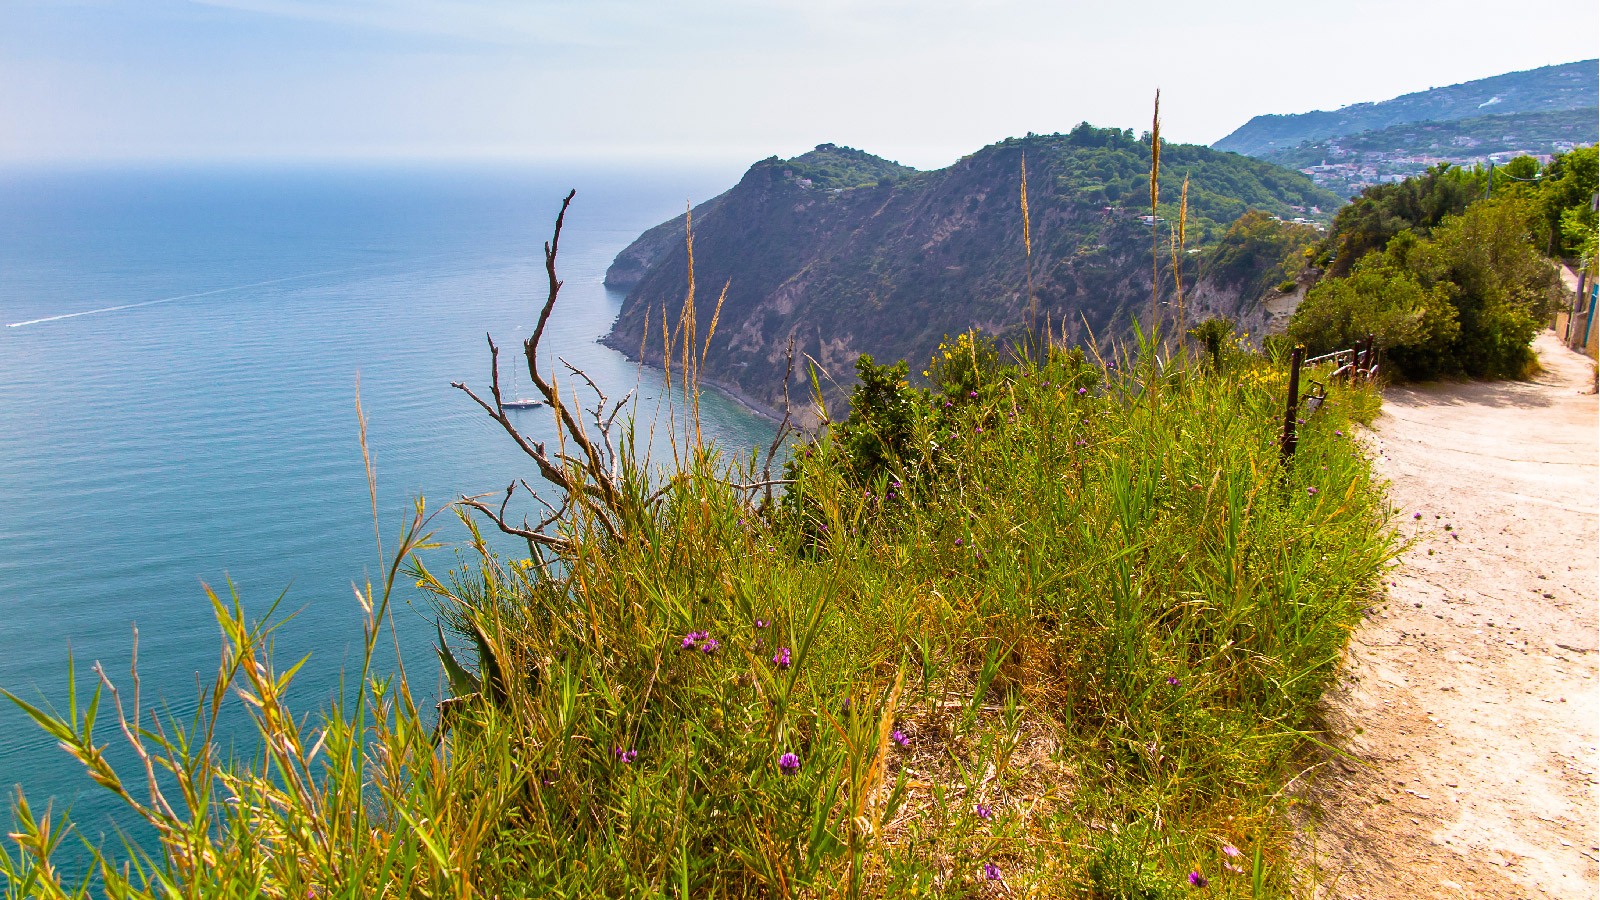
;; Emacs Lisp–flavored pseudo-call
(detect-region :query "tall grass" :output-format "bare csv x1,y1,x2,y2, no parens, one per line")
4,170,1395,896
3,320,1390,898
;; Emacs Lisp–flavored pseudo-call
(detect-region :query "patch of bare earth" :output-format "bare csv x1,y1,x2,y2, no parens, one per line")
1298,332,1599,899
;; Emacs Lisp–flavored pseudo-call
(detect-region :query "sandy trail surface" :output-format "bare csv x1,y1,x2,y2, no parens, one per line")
1301,332,1598,899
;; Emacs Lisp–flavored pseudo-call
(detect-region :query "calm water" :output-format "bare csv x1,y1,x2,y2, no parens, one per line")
0,163,772,841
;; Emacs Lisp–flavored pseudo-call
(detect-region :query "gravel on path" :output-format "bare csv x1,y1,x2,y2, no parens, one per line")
1299,332,1598,900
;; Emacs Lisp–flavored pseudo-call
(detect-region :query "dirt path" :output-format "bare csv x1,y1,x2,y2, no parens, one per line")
1301,332,1599,899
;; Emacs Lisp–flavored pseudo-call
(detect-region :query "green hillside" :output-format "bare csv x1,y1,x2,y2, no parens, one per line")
604,124,1341,412
778,142,918,189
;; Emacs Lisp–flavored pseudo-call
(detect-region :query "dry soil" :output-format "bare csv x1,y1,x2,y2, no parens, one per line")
1300,332,1599,899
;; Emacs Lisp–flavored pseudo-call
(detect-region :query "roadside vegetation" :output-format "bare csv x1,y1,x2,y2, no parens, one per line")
1288,147,1597,380
3,222,1393,898
3,98,1409,896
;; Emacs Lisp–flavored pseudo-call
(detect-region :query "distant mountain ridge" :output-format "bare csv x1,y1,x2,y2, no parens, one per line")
1214,60,1598,158
604,127,1339,414
1260,106,1599,170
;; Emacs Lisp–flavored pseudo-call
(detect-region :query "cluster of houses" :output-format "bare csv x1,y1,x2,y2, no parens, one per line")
1298,139,1594,197
1115,209,1325,231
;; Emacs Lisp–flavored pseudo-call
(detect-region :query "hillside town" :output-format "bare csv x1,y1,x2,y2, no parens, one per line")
1298,137,1594,197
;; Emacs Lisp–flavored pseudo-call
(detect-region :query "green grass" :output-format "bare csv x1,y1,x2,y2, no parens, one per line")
3,317,1394,897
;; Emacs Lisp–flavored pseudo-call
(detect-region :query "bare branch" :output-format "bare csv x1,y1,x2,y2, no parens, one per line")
730,479,795,492
527,190,575,389
762,336,798,508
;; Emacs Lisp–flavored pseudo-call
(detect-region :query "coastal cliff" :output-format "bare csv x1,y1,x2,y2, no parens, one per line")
604,127,1338,413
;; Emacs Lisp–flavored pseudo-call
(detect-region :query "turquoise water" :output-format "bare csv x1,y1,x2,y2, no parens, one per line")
0,163,773,842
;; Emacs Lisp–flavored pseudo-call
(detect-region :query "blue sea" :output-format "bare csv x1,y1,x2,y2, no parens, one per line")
0,162,774,845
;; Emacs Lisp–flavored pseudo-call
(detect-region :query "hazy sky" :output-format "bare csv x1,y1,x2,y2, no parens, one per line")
2,0,1596,169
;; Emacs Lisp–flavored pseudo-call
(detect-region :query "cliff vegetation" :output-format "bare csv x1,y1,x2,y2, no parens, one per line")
3,222,1394,892
605,125,1340,414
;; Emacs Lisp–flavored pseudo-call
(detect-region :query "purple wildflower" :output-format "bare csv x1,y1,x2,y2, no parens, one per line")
755,618,771,628
975,803,993,820
779,752,800,775
969,391,978,398
1166,676,1180,686
772,647,791,668
1077,387,1088,396
613,746,637,763
700,637,721,654
1189,871,1209,888
954,538,963,546
1221,844,1241,858
1334,430,1344,436
984,862,1001,881
892,729,910,748
1307,487,1319,495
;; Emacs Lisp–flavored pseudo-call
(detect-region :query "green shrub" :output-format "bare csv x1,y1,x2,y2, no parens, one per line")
1290,196,1557,380
924,330,1006,405
838,355,920,476
1187,317,1237,370
1411,197,1557,378
1289,257,1459,379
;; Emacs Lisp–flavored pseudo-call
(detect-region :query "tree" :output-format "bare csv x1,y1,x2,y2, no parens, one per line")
1290,196,1558,380
1289,256,1458,379
1410,197,1557,377
1532,146,1599,258
1315,164,1484,276
1205,210,1319,298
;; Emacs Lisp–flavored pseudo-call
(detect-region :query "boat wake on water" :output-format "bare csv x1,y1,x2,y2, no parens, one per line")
5,257,439,328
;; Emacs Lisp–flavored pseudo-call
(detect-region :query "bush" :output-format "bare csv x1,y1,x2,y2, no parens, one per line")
1289,257,1458,379
924,330,1006,405
833,354,921,483
1290,197,1557,380
1411,197,1557,378
1188,317,1237,370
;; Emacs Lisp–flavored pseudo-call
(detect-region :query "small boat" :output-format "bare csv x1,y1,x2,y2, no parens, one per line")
503,360,544,409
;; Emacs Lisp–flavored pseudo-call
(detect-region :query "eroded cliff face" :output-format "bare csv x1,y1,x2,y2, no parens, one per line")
602,192,728,291
604,134,1316,414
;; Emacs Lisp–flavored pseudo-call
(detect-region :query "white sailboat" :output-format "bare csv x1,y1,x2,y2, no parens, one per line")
503,357,543,409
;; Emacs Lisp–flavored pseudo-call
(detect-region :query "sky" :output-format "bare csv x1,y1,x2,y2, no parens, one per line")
1,0,1596,170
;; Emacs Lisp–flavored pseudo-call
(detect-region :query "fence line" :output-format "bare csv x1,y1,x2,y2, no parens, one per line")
1281,335,1378,462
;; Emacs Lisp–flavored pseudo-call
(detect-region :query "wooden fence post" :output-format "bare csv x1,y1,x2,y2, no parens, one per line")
1280,345,1305,462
